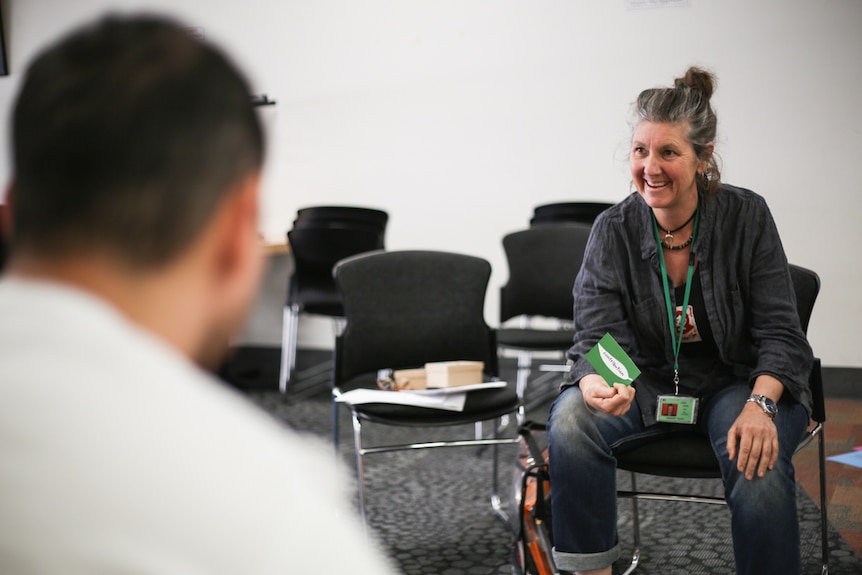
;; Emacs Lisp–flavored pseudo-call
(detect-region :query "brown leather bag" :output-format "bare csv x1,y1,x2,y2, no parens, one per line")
511,422,555,575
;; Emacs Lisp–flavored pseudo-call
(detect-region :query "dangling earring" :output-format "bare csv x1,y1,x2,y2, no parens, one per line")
698,171,709,191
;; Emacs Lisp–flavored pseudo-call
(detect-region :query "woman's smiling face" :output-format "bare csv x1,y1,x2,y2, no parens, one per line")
630,121,707,212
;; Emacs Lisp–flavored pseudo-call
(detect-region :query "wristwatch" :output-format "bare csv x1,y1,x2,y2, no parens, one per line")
746,394,778,419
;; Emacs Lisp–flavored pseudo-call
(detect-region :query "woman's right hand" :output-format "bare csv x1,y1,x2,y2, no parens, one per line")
579,373,636,416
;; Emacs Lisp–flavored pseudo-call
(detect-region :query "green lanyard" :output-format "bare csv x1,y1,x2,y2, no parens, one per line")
652,208,700,396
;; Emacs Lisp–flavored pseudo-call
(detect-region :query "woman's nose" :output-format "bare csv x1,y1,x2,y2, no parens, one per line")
644,152,661,175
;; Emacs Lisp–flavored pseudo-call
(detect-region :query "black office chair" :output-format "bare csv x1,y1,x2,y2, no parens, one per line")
0,203,9,272
530,201,613,227
497,224,592,401
332,250,522,523
614,264,828,575
293,205,388,231
0,228,7,272
279,219,385,392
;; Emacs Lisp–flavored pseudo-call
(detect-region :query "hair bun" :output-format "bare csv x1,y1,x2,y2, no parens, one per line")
673,66,716,101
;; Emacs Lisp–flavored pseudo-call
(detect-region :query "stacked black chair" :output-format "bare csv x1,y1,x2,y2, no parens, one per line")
530,201,613,227
614,264,829,575
332,250,522,524
279,206,387,392
497,224,592,401
293,205,388,231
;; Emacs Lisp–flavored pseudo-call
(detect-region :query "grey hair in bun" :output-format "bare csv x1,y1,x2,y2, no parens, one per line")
632,66,721,195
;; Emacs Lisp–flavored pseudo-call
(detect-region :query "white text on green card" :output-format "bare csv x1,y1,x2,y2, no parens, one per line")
584,333,641,387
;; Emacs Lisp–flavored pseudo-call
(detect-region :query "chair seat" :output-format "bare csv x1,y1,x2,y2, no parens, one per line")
614,431,722,479
496,327,575,351
297,301,344,317
342,382,520,427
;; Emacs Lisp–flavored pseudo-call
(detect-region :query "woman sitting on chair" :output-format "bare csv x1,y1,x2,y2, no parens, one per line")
548,67,813,575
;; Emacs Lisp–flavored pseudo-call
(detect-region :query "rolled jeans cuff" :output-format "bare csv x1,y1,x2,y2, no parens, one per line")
553,543,621,573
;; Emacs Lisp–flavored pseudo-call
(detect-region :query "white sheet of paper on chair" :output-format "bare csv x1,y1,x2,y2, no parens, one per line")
405,381,506,395
336,381,506,412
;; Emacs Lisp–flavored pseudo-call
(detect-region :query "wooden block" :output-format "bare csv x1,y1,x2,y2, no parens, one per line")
424,361,484,388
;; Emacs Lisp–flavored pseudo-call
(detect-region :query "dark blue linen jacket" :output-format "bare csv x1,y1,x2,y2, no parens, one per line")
564,184,814,425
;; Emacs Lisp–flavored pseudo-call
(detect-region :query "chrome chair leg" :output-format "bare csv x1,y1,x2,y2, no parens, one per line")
818,428,830,574
278,306,291,392
287,303,300,377
352,412,368,525
490,419,509,523
515,350,533,400
332,394,340,450
344,412,520,527
621,472,641,575
278,303,300,392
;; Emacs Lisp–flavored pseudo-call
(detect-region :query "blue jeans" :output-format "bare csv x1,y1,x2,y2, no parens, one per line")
548,381,808,574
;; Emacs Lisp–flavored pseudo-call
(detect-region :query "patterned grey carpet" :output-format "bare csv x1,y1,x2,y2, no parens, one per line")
227,347,862,574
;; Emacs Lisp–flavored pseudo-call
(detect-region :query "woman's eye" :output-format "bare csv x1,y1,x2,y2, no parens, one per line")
662,149,677,157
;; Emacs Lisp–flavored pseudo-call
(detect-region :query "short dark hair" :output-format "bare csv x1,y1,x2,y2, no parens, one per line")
10,14,264,266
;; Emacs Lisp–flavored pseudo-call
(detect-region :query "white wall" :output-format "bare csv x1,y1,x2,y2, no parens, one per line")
2,0,860,366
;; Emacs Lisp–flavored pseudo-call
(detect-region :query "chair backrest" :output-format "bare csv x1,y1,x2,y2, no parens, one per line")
0,203,8,272
286,225,384,309
500,224,592,322
788,264,820,334
294,206,388,232
788,264,824,423
333,250,498,383
530,201,613,227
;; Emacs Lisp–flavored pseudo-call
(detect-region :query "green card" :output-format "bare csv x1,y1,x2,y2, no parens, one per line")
584,333,641,387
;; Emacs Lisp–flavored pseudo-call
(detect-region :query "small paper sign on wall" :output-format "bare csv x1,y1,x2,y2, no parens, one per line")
626,0,689,9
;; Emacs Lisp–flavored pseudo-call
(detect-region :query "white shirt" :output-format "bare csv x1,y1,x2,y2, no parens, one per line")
0,278,394,574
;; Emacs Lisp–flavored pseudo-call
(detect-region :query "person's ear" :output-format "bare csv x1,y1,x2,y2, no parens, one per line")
699,142,715,172
212,172,263,285
194,172,264,369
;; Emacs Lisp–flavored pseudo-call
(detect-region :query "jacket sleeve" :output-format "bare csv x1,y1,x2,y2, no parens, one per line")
743,198,814,413
566,217,637,387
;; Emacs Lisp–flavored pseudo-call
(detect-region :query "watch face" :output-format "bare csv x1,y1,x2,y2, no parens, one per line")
749,395,778,416
759,396,778,416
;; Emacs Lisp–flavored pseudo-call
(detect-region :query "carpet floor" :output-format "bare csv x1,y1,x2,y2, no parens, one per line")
226,347,862,574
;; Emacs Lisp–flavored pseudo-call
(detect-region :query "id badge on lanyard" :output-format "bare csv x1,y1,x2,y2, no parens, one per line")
656,394,699,424
652,208,700,425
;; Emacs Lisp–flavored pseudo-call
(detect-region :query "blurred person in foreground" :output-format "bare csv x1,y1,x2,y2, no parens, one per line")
0,13,394,574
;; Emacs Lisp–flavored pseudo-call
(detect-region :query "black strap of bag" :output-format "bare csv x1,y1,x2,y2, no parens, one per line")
519,421,546,464
519,421,549,523
513,421,553,575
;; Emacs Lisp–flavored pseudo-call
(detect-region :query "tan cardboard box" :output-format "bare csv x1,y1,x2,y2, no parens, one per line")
393,368,427,390
424,361,484,388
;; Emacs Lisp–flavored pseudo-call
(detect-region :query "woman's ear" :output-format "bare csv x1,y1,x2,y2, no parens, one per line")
700,142,715,171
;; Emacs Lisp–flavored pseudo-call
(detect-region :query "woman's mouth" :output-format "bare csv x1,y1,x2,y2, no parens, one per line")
645,180,669,190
